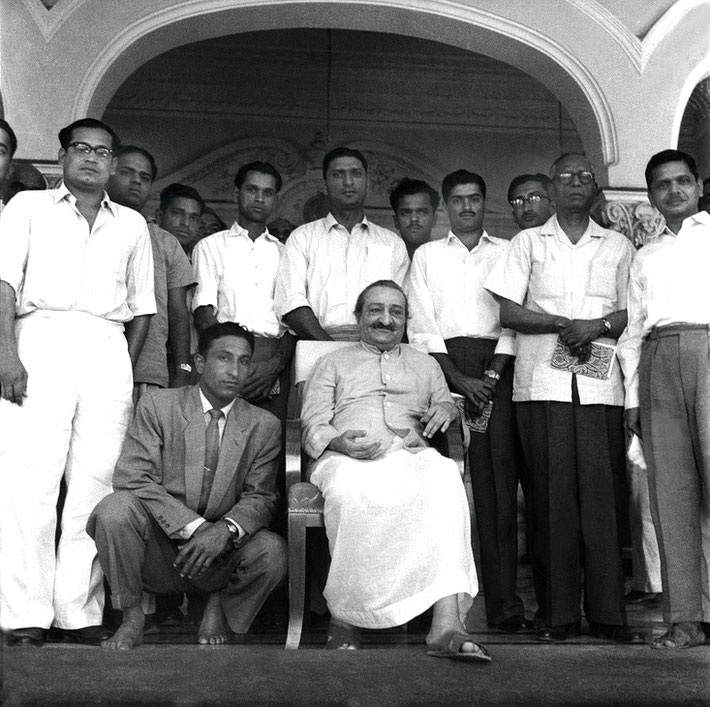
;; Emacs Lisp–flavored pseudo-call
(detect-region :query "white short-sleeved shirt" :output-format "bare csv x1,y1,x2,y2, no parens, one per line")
405,231,515,355
0,183,156,323
274,213,409,333
617,210,710,409
484,215,635,405
192,223,284,338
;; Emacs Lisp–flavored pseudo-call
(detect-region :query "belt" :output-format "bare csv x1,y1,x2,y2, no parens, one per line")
647,323,710,340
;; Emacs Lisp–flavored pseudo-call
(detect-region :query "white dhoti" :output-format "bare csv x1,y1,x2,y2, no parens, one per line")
310,446,478,629
0,311,133,630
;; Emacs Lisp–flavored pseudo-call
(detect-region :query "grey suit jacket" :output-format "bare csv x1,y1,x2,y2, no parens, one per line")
112,385,281,537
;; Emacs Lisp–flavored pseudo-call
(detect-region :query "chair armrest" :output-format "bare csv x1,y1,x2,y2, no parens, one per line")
444,417,466,478
285,417,303,495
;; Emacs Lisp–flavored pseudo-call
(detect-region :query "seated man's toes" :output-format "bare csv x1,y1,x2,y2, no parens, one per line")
197,592,231,646
100,623,143,650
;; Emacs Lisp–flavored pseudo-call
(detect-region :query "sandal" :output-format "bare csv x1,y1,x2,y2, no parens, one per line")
325,620,361,650
651,622,705,650
426,630,491,663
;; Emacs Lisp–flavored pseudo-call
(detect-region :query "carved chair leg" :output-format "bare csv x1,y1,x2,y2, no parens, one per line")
285,513,307,649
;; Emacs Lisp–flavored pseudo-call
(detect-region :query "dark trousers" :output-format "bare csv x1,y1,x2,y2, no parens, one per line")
445,337,526,625
640,327,710,624
88,491,287,633
516,379,627,627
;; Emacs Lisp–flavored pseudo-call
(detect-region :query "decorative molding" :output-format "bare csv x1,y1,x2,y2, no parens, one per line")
601,188,665,248
72,0,619,165
20,0,86,42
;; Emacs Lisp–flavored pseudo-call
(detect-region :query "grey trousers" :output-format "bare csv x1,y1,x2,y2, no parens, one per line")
640,326,710,624
87,491,287,633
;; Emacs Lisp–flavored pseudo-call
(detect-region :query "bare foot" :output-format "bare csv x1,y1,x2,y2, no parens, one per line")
198,593,230,645
426,629,478,654
101,607,145,650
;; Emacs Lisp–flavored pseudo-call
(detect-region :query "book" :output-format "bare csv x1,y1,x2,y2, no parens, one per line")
550,337,616,380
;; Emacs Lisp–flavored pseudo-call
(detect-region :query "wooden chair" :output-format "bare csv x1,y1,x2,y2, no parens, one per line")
284,340,469,649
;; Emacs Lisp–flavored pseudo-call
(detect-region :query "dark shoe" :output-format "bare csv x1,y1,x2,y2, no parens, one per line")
625,590,661,605
49,625,112,645
154,606,184,626
493,615,535,633
5,627,45,647
588,623,645,644
536,622,580,642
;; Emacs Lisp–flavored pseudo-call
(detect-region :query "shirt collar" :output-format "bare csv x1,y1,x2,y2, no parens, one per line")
325,212,370,231
226,220,280,244
540,214,607,241
199,388,237,418
682,210,710,229
445,229,499,247
358,340,402,356
54,181,117,216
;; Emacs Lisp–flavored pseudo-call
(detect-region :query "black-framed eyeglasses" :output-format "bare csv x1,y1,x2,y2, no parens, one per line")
554,170,595,185
509,193,550,209
68,142,113,160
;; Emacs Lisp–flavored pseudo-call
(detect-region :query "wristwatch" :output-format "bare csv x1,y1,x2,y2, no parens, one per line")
483,369,501,381
178,362,192,373
221,517,239,537
601,318,612,334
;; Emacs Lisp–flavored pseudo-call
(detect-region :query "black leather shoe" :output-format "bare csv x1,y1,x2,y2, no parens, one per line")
588,623,645,644
624,590,661,605
49,625,112,645
493,615,535,633
5,627,45,647
536,622,581,642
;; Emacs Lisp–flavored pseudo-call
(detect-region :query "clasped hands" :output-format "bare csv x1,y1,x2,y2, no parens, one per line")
556,317,605,361
173,521,232,580
327,403,457,460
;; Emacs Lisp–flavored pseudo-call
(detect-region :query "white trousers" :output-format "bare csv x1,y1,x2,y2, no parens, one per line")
0,311,132,629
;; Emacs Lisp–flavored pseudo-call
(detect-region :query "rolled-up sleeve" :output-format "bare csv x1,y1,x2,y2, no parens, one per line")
0,194,31,294
301,356,342,459
405,250,447,354
274,227,311,318
493,328,516,356
191,237,220,310
126,222,156,317
484,232,532,305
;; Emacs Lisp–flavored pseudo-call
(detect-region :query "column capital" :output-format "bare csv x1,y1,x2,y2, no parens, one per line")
601,187,665,248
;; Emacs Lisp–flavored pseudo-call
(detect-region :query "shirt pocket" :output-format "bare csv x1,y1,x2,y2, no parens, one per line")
529,257,565,300
365,243,393,283
587,256,617,299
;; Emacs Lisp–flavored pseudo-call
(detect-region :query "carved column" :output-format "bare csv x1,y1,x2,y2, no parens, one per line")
599,188,666,248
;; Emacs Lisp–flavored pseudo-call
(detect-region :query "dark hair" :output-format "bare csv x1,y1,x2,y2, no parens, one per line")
234,161,283,192
644,149,699,189
198,322,255,357
115,145,158,180
549,152,592,178
389,178,440,213
507,173,552,202
354,279,409,319
159,183,205,214
201,206,227,230
0,119,18,156
441,170,487,202
322,147,368,179
58,118,120,152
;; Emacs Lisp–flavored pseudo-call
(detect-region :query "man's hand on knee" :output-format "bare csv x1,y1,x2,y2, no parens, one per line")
174,522,232,579
328,430,382,460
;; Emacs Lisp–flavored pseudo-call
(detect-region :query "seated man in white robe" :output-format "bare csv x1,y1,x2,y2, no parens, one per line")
301,280,488,661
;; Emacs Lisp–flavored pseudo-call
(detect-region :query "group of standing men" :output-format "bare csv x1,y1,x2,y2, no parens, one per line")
0,114,708,656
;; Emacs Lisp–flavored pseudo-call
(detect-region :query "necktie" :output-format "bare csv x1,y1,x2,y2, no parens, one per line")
198,408,224,515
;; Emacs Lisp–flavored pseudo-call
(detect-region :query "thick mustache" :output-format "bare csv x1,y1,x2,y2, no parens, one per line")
372,323,396,331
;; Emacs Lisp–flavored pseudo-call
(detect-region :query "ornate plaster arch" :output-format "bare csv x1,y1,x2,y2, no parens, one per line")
72,0,616,165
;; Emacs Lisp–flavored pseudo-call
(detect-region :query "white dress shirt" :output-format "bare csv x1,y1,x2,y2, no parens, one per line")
617,210,710,409
0,183,156,322
192,223,284,338
405,231,515,355
174,390,243,540
274,213,409,333
485,215,635,405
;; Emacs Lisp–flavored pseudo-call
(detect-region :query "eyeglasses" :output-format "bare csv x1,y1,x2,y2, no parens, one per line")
554,170,595,185
68,142,113,160
509,194,550,209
